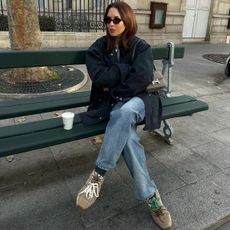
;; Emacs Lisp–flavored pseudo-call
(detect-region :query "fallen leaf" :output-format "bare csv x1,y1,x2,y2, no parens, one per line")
16,117,26,123
67,67,75,71
54,112,62,117
6,155,14,162
92,136,103,145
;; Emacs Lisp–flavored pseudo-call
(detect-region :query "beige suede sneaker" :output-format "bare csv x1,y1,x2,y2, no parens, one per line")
76,170,104,210
147,190,172,230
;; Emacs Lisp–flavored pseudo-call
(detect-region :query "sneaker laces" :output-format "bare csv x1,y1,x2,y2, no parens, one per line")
150,196,162,210
79,182,99,199
153,207,167,217
79,172,103,199
148,193,165,216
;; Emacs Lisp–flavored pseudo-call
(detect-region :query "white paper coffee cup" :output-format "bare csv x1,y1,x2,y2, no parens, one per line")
61,112,75,130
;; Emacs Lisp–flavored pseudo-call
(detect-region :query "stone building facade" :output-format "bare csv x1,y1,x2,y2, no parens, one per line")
0,0,229,48
209,0,230,43
133,0,230,45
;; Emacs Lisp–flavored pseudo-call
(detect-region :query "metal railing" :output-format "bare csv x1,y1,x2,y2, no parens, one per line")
0,0,117,32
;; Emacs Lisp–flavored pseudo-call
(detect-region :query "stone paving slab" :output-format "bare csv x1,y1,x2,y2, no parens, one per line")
209,128,230,146
163,175,230,230
192,141,230,170
0,148,84,230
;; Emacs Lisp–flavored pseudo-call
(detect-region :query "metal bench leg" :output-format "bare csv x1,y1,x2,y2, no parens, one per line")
152,120,174,144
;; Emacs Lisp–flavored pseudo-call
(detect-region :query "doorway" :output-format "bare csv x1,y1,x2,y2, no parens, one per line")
183,0,211,39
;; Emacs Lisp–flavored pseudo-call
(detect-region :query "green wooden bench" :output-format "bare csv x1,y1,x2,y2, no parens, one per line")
0,43,209,158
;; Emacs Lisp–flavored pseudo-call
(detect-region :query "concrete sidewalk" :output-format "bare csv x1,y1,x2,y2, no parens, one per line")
0,43,230,230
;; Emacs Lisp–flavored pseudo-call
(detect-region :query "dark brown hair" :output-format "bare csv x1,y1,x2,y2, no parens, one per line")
104,1,137,50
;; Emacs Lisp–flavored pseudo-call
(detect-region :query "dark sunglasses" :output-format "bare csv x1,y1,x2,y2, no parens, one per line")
104,16,123,25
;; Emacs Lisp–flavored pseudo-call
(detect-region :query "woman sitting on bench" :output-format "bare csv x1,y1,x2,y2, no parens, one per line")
77,2,172,229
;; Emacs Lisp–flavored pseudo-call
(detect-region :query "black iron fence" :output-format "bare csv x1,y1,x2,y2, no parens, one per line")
0,0,117,32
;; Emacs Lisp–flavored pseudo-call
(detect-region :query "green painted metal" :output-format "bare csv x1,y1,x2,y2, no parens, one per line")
0,46,184,69
0,91,90,108
0,92,195,120
0,49,86,69
0,122,108,157
151,46,184,60
0,94,198,139
0,115,82,139
0,92,90,119
162,100,209,120
0,95,208,157
161,95,195,106
174,47,185,58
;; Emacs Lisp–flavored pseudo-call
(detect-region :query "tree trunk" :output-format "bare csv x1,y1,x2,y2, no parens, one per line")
6,0,53,82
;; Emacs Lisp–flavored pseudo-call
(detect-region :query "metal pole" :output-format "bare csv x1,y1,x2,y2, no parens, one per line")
167,41,175,95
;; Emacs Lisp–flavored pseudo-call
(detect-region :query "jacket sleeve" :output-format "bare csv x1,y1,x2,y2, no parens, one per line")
111,44,154,99
86,40,130,88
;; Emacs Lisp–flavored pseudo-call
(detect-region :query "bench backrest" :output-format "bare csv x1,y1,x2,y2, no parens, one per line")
0,46,184,69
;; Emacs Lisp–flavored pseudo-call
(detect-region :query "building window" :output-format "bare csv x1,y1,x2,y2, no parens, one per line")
38,0,45,10
149,2,167,29
66,0,72,10
93,0,102,10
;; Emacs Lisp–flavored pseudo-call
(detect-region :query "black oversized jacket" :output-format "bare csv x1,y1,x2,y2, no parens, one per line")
79,36,162,130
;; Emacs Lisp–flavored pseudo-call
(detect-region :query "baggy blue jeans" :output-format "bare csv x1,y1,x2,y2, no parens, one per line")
96,97,157,201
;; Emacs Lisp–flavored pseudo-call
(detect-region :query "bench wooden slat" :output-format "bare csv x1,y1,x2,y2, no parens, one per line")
0,95,202,139
0,49,87,68
163,100,208,119
0,92,90,119
0,93,192,109
0,91,90,108
152,46,184,59
0,122,108,157
0,47,184,69
161,95,195,106
0,96,208,140
0,97,208,157
0,116,82,139
0,93,196,120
